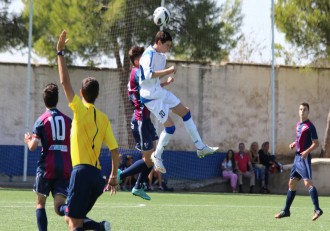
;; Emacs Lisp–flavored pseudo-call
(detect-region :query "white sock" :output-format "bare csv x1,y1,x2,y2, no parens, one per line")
183,118,205,149
154,130,172,159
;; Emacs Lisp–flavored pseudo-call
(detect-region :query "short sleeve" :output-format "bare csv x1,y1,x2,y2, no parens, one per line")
103,121,118,151
140,50,153,81
69,95,87,122
32,118,43,139
310,124,318,140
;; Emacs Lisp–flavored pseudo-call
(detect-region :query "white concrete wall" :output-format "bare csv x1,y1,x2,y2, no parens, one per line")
1,62,329,156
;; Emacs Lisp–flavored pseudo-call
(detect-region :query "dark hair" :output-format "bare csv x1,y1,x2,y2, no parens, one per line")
129,46,144,65
262,141,269,149
300,102,309,111
43,83,58,108
154,30,172,44
226,149,236,169
126,155,133,160
81,77,99,104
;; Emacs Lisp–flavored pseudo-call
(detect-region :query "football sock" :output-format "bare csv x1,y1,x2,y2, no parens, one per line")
83,217,100,230
309,187,320,210
135,166,153,189
36,208,47,231
57,204,67,216
120,159,148,180
154,127,174,159
284,189,296,211
182,111,204,150
73,228,84,231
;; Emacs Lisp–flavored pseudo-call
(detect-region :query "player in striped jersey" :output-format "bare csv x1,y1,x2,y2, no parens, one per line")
119,46,173,200
275,102,323,221
57,30,119,231
24,83,72,231
138,30,219,174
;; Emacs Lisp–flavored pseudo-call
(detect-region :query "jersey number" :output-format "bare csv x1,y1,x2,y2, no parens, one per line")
48,116,66,141
159,110,166,118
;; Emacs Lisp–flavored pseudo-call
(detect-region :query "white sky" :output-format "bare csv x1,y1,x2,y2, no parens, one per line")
0,0,298,66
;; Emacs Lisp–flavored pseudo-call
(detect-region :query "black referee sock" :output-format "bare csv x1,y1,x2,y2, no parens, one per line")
73,228,84,231
83,217,99,230
36,208,47,231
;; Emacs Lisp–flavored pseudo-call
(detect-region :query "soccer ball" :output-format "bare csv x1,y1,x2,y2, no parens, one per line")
153,7,170,26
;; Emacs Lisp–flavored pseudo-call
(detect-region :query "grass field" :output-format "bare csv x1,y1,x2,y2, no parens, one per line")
0,189,329,231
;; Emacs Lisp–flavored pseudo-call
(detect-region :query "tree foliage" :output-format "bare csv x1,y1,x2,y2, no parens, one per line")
169,0,243,62
19,0,243,67
0,0,26,52
275,0,330,60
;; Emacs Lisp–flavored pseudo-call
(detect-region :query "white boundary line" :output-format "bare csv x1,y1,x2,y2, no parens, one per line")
0,203,147,208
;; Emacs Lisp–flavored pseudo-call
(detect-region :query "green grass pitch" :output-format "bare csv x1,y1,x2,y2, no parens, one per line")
0,189,329,230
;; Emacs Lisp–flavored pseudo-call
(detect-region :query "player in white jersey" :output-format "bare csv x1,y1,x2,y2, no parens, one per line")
139,30,219,173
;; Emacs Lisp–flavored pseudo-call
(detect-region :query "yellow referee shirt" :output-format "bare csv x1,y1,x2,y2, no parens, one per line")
69,95,118,169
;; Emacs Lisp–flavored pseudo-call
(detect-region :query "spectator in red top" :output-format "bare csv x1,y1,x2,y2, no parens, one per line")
234,142,255,193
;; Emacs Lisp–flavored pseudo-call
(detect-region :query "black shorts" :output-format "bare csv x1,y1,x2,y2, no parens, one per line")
33,171,69,198
131,117,158,151
65,164,105,219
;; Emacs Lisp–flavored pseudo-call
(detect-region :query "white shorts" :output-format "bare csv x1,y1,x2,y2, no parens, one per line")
144,90,180,124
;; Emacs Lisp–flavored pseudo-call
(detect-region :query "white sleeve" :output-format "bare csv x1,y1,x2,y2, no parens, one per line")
140,52,153,81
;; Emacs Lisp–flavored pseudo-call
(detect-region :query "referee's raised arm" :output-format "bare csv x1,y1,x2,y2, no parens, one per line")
57,30,75,103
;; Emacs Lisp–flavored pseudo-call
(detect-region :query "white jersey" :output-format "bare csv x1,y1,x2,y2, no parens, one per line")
139,45,167,101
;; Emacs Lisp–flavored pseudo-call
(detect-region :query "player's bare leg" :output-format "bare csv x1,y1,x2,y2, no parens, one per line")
67,217,83,231
54,194,67,216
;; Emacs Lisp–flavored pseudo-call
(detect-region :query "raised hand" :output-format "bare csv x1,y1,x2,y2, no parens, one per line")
57,30,69,51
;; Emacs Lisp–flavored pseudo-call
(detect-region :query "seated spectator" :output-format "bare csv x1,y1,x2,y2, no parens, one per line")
234,142,255,193
221,149,238,192
249,142,269,193
122,155,137,190
117,154,125,190
118,154,124,170
259,141,283,191
148,168,163,191
147,169,174,192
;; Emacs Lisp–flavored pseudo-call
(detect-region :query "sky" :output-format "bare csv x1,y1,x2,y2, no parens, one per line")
0,0,295,66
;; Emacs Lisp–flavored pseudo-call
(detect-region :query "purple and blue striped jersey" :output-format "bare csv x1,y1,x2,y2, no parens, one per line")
128,67,150,121
295,119,318,153
32,108,72,180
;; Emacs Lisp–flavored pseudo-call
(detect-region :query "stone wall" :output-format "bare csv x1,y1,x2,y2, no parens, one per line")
1,62,330,156
177,159,330,196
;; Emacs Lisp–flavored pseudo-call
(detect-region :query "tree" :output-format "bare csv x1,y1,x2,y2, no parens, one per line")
275,0,330,61
20,0,243,66
229,32,268,64
275,1,330,158
0,0,26,52
19,0,243,146
170,0,243,62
